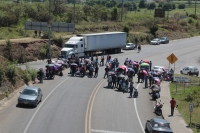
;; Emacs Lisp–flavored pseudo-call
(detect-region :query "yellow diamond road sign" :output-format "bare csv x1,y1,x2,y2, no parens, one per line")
167,53,178,64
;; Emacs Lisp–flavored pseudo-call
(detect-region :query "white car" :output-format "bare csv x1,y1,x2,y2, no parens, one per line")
150,38,161,45
123,43,136,50
180,66,199,76
153,66,166,73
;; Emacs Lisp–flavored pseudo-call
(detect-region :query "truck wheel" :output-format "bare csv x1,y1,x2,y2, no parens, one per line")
117,48,121,53
114,49,118,54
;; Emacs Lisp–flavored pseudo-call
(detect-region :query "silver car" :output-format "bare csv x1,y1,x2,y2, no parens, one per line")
180,66,199,76
18,86,43,107
123,43,136,50
145,118,173,133
150,38,161,45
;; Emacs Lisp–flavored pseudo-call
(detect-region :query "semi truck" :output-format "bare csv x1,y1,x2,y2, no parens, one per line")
59,32,127,59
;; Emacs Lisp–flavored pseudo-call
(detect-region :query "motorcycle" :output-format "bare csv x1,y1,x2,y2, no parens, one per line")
149,84,161,100
150,91,160,100
154,100,164,116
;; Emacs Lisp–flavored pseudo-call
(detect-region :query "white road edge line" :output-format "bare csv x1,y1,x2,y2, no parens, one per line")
23,77,69,133
134,83,145,133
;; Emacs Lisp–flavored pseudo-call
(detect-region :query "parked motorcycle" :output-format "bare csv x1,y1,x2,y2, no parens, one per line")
150,91,160,100
154,100,164,116
149,84,161,100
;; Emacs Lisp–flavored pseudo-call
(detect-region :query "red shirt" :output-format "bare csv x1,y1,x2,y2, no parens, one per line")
170,99,176,107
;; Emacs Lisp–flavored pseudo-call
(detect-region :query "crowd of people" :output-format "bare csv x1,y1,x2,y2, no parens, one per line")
102,56,174,99
39,54,173,100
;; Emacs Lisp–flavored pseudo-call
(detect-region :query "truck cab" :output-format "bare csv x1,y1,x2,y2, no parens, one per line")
60,37,85,59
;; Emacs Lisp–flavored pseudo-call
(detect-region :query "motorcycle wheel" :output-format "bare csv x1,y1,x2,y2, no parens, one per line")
156,109,162,116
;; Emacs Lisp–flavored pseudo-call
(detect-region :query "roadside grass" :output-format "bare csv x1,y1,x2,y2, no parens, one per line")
170,74,200,133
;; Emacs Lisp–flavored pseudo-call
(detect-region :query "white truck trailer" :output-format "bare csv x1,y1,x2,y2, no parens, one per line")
59,32,127,59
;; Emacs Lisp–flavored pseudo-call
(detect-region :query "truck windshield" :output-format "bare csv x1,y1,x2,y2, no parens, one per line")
65,44,77,48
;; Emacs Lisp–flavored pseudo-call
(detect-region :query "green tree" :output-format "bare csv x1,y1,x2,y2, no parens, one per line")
100,7,109,21
150,25,158,37
147,2,156,9
178,3,186,9
158,2,164,8
90,5,101,22
138,0,146,8
83,4,92,20
111,7,118,21
123,25,130,33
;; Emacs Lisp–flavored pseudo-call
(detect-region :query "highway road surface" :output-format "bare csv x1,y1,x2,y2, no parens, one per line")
0,36,200,133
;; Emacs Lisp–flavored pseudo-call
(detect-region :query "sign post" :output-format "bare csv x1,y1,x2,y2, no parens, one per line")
167,53,178,73
189,102,193,126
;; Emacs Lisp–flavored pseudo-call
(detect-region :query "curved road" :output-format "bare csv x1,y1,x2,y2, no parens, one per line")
0,36,199,133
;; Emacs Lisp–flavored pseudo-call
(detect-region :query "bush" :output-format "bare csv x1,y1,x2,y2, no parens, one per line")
123,25,130,34
189,14,198,20
6,64,19,84
24,63,37,82
196,21,199,27
179,20,188,26
0,65,5,86
188,18,194,24
39,43,48,60
149,25,158,37
22,70,31,84
41,31,49,39
53,36,64,48
28,68,37,81
178,3,186,9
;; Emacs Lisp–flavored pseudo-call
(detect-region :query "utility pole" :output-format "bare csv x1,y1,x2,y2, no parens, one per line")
121,0,124,22
74,0,76,23
167,0,169,20
48,0,52,60
195,0,197,15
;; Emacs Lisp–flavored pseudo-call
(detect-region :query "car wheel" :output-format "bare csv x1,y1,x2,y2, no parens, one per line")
187,72,191,75
40,96,42,102
197,73,199,77
34,100,38,107
145,124,148,132
180,71,183,74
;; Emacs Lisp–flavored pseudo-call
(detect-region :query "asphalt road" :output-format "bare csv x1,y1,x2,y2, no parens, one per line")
0,36,200,133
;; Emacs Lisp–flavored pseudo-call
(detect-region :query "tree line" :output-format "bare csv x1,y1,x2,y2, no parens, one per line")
0,0,188,27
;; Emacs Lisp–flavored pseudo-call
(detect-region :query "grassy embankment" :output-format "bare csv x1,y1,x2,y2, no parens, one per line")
0,2,200,42
170,74,200,133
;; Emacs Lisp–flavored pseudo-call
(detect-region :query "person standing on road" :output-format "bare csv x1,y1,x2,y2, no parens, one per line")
137,45,141,53
170,98,176,116
94,66,99,78
107,75,112,88
129,84,134,98
104,66,109,78
100,56,104,66
106,55,110,65
149,61,152,71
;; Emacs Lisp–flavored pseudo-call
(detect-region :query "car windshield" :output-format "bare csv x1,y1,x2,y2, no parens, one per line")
160,37,166,40
153,67,161,69
22,89,38,96
153,39,159,41
126,44,131,46
153,122,170,128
